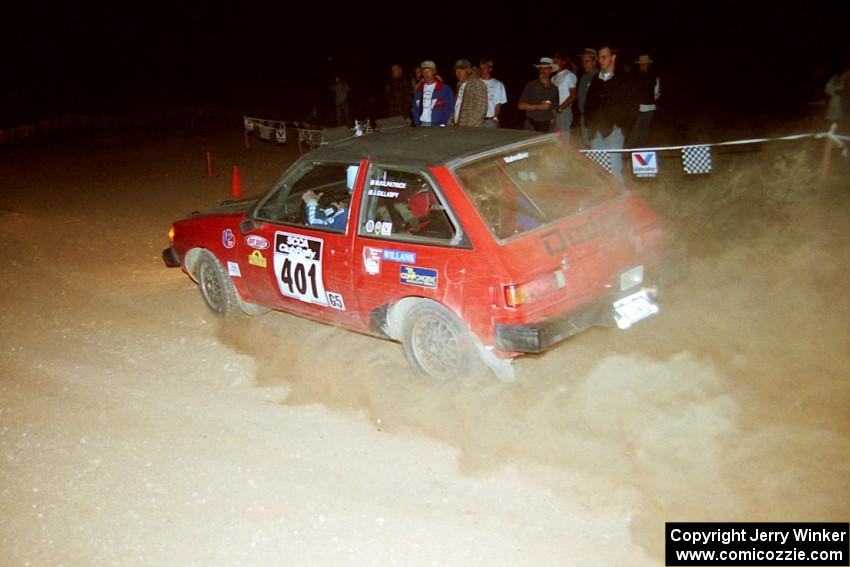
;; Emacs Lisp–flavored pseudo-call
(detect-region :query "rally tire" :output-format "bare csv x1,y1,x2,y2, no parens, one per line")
400,302,479,381
194,250,239,316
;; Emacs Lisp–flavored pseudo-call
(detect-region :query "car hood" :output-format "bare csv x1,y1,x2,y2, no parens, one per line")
190,198,258,218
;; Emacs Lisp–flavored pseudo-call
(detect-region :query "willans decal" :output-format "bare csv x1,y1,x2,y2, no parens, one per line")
382,249,416,264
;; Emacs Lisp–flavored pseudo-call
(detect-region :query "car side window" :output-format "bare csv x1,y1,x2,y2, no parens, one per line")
358,167,456,242
255,162,360,233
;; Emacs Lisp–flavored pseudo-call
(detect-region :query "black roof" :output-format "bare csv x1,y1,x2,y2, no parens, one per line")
306,127,545,166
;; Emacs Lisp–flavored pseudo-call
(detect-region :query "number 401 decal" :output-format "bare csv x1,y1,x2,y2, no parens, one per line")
273,231,328,306
280,258,318,298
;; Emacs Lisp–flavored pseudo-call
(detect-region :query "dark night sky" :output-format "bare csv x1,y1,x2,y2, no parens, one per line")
3,1,848,129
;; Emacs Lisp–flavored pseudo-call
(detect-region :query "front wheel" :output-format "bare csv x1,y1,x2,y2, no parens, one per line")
194,250,239,316
400,302,479,381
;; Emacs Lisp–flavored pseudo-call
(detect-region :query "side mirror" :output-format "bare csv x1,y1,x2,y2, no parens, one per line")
239,217,258,234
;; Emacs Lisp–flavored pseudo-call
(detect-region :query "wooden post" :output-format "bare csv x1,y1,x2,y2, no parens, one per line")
205,151,215,177
820,136,832,179
820,123,836,179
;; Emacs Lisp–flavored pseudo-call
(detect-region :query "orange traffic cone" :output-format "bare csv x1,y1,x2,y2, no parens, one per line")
230,165,243,199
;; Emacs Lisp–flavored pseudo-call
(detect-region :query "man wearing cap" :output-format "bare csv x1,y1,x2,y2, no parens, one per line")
577,48,600,146
584,44,636,180
518,57,561,132
552,52,578,141
452,59,488,127
412,61,454,127
626,54,661,148
479,58,508,128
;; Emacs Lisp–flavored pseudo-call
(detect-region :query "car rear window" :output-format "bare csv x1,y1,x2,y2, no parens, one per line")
454,140,623,240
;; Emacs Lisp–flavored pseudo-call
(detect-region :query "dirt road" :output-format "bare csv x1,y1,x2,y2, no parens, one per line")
1,129,847,566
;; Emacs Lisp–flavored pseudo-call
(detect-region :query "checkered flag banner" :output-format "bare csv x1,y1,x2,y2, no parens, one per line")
682,145,713,174
244,116,288,145
585,150,613,173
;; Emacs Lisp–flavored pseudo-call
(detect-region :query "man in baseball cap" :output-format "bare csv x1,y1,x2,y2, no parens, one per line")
452,59,488,127
478,58,508,128
552,52,578,141
578,48,600,145
412,60,454,127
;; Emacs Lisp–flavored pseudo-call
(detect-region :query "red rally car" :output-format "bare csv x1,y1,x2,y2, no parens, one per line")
163,127,663,382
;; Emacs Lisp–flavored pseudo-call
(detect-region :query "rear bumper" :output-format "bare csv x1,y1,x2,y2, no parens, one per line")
495,301,614,353
494,286,658,353
162,247,181,268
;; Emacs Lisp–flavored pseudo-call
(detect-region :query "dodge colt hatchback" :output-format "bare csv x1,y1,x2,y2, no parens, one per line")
163,127,663,381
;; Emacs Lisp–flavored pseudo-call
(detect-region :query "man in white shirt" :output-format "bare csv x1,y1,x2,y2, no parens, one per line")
552,52,578,142
479,58,508,129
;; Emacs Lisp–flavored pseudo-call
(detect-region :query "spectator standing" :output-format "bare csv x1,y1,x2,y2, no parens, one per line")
452,59,488,127
412,61,454,127
584,45,635,180
411,66,423,90
479,58,507,128
824,62,849,130
552,52,578,142
844,61,850,128
518,57,560,132
626,54,661,148
577,48,600,146
332,75,352,127
386,63,413,121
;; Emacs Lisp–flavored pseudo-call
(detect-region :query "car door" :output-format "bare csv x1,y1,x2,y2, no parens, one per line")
351,163,474,321
237,159,366,328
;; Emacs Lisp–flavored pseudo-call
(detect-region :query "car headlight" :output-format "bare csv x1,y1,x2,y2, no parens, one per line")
619,265,644,291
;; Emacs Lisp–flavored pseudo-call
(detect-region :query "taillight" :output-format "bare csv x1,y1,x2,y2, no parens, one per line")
168,225,175,245
504,270,566,308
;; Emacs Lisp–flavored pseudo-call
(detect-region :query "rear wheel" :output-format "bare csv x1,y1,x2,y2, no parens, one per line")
400,302,479,381
195,250,238,316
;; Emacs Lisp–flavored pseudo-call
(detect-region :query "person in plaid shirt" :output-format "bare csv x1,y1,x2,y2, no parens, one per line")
451,59,488,127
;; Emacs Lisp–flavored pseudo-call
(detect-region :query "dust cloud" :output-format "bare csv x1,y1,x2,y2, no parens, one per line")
219,146,850,560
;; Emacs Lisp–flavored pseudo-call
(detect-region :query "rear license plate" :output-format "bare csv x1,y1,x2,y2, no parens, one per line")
613,290,659,329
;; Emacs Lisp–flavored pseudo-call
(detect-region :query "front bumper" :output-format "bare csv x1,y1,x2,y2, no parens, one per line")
162,247,181,268
494,286,658,353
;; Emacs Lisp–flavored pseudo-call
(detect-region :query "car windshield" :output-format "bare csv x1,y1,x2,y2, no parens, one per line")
454,140,623,240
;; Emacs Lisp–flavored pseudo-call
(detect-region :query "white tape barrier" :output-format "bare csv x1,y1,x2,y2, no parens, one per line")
577,124,847,154
579,124,848,175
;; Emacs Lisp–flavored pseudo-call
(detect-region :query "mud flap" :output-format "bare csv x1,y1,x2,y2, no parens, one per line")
475,342,516,384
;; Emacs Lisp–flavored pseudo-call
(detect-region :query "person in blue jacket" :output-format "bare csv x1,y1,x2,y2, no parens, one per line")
412,60,454,127
301,165,359,231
